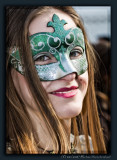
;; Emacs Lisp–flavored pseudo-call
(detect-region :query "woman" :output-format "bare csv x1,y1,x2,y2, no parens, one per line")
6,6,106,154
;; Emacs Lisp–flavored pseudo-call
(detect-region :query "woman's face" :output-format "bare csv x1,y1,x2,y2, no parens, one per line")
12,9,88,119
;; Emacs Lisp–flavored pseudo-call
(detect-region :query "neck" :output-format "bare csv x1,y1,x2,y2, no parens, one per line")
61,118,71,139
28,108,72,151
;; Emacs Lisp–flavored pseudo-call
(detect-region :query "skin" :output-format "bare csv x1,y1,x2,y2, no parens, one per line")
11,8,88,150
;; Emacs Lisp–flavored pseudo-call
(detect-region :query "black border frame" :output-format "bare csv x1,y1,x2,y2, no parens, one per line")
0,0,117,160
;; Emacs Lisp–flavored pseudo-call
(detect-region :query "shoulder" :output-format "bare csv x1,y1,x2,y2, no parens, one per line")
79,135,94,153
6,142,13,154
70,134,94,153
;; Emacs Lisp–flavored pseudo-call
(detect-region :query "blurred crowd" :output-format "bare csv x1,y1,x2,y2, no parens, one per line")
92,36,111,153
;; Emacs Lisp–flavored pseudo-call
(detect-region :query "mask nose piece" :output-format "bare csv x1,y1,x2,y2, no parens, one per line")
59,53,78,75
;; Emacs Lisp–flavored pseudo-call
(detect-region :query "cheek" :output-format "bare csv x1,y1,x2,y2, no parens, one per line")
41,81,52,92
78,71,88,94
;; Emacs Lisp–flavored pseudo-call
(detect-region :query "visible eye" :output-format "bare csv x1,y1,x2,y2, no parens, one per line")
70,47,83,60
36,55,50,61
34,52,57,65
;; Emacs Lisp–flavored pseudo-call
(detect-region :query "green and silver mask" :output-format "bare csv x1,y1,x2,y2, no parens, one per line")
9,14,88,81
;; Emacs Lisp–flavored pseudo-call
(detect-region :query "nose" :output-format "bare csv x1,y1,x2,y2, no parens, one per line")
61,72,77,82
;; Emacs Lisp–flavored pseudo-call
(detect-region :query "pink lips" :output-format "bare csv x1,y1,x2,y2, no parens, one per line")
50,86,78,98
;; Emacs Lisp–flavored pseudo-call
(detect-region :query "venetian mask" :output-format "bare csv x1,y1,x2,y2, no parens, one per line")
10,14,88,81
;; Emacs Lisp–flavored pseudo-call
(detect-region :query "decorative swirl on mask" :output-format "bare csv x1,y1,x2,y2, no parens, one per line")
30,40,45,52
65,32,75,45
47,36,61,48
11,58,18,68
49,48,56,54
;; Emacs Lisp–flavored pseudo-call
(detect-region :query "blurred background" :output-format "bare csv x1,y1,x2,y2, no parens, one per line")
73,6,111,43
73,6,111,154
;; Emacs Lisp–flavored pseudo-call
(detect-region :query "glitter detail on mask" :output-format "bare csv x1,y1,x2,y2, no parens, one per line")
71,53,88,75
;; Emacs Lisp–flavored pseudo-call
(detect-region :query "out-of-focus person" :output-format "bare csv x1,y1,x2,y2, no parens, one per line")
92,36,111,153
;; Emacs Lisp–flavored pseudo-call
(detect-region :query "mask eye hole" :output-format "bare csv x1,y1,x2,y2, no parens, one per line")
65,32,74,45
48,36,61,48
34,52,57,65
70,46,83,60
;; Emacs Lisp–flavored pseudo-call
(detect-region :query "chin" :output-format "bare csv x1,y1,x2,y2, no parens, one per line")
57,103,83,119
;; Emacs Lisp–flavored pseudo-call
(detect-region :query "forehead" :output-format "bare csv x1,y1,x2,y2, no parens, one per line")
29,9,77,36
